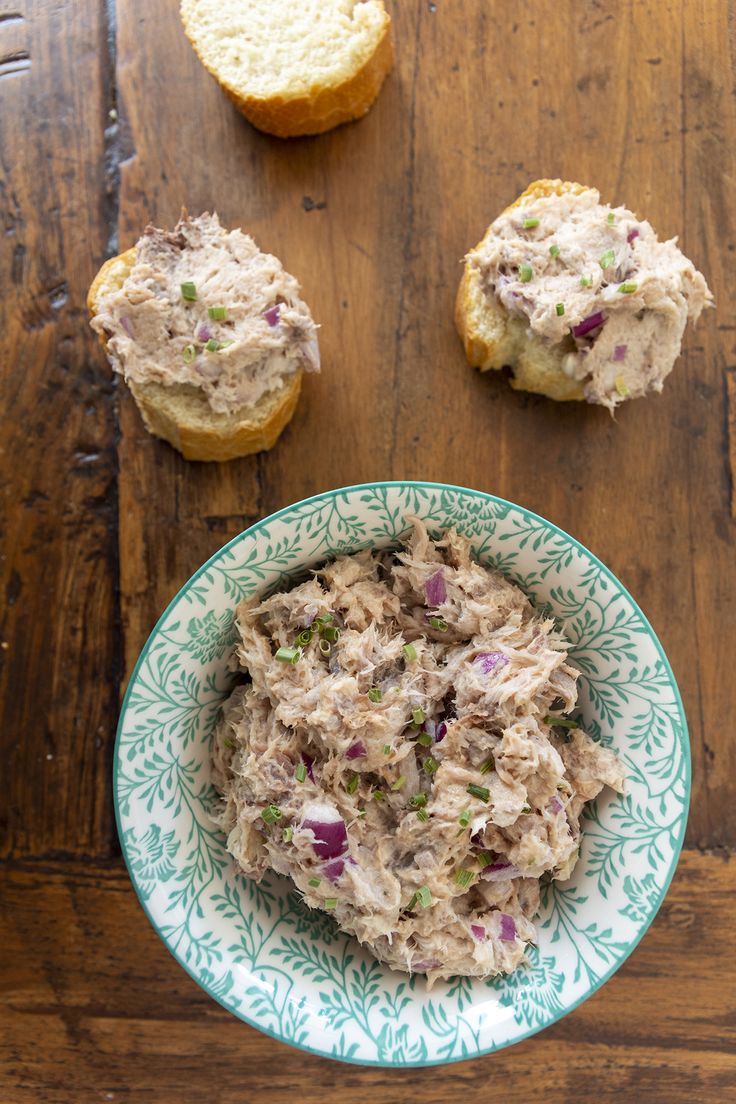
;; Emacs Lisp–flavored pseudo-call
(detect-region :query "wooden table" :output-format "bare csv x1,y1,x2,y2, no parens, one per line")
2,1,735,1099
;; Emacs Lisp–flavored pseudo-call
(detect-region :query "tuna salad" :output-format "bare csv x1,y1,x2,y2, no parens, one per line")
90,212,319,415
469,184,712,409
212,520,625,984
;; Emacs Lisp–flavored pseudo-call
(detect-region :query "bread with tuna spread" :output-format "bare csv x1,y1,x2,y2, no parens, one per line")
179,0,393,138
456,179,713,410
88,213,320,461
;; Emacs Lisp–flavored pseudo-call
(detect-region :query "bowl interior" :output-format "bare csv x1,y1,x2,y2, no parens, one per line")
115,482,689,1066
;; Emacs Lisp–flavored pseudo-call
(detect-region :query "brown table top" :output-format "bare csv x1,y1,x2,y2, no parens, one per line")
2,1,735,1100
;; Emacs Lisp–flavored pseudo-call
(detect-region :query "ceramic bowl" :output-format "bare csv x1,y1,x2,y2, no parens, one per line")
115,482,689,1066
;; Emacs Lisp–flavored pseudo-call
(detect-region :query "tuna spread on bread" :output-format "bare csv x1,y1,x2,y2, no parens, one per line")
90,213,319,415
212,518,624,984
469,187,712,409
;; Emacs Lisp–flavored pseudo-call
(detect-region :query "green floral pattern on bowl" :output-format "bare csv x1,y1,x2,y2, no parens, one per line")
115,482,689,1066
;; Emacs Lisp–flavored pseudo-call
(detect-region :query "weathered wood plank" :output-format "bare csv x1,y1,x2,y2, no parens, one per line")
1,851,733,1102
0,0,119,858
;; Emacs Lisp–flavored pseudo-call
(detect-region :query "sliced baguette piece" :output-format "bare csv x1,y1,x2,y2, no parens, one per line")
88,236,308,463
179,0,393,138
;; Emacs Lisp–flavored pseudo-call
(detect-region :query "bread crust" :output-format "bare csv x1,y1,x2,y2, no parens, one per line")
455,179,592,403
88,248,304,461
180,5,393,138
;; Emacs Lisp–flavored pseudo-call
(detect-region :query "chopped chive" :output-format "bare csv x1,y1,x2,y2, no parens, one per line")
372,789,385,802
409,793,428,809
479,756,495,775
416,808,430,822
261,804,282,825
308,877,321,887
391,776,407,791
518,262,533,283
182,343,197,364
357,810,366,819
416,886,432,908
580,274,593,287
455,868,474,888
618,282,638,294
319,639,331,656
429,616,448,632
615,375,630,397
345,773,359,795
458,809,471,829
295,629,313,647
412,707,426,726
295,761,307,783
314,614,333,625
467,783,490,802
367,688,383,703
205,338,220,352
521,804,532,814
555,303,565,317
424,756,439,775
522,217,540,229
282,825,294,843
180,281,197,301
476,850,493,868
607,211,616,224
223,737,235,749
323,898,338,909
402,643,417,662
416,732,433,747
383,744,392,756
549,244,560,257
599,249,616,269
208,305,227,320
320,626,340,642
544,715,578,729
275,646,300,664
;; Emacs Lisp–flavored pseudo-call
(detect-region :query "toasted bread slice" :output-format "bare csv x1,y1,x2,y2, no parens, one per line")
88,249,304,462
180,0,393,138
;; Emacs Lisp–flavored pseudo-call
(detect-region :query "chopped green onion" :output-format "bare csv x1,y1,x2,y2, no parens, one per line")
618,282,638,294
416,808,430,822
314,614,333,625
455,868,474,888
555,303,565,317
308,877,321,887
518,263,533,283
458,809,471,829
476,850,493,868
429,617,448,632
383,744,392,756
320,626,340,642
373,789,385,802
607,212,616,225
205,338,220,352
282,825,294,843
402,643,417,662
275,646,300,665
549,244,560,257
208,305,227,320
180,281,197,301
261,804,282,825
467,783,490,802
412,707,426,726
345,773,359,795
357,810,366,819
424,756,439,775
218,339,234,349
599,249,616,269
544,715,578,729
409,793,427,809
223,737,235,749
391,776,407,791
479,756,495,775
323,898,338,909
183,343,197,364
580,274,593,287
615,375,630,397
295,629,313,647
295,761,307,783
367,688,383,703
416,732,433,747
319,639,331,656
416,886,432,908
522,217,540,229
521,804,532,814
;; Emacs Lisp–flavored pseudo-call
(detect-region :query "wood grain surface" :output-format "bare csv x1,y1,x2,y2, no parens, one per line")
2,0,735,1100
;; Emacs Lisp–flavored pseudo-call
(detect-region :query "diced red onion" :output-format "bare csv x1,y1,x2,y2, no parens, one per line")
323,858,344,882
499,913,517,942
302,806,348,860
196,322,212,343
435,721,448,743
471,924,487,941
473,652,508,675
302,753,315,783
346,741,366,760
302,337,321,372
425,570,446,607
612,344,628,362
120,315,134,337
263,304,280,327
481,861,521,883
572,311,606,339
423,720,436,740
548,795,563,814
412,959,442,971
627,228,640,244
